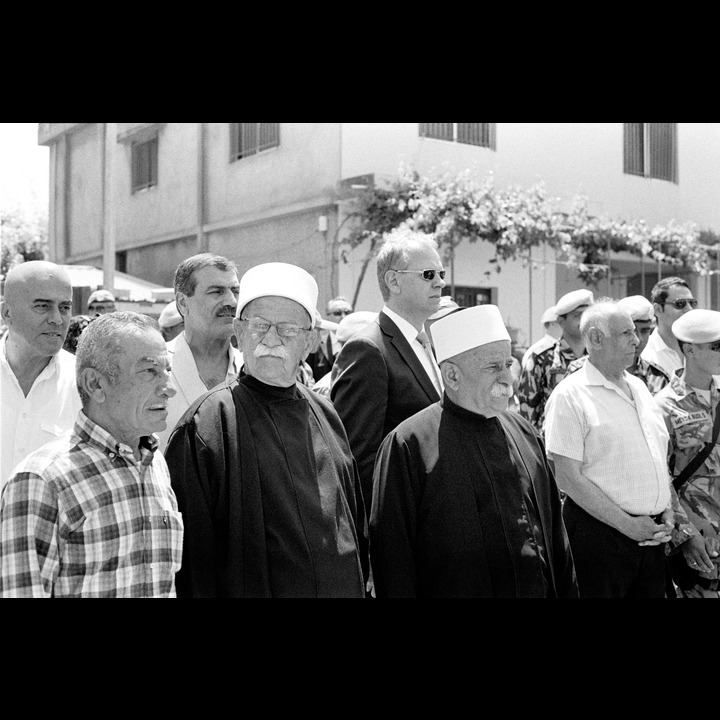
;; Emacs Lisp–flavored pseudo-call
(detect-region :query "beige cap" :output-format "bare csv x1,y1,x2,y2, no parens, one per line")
337,311,377,344
672,309,720,344
541,306,558,324
88,289,115,304
432,305,512,364
617,295,654,322
555,289,594,316
236,262,319,328
158,300,183,329
428,296,461,321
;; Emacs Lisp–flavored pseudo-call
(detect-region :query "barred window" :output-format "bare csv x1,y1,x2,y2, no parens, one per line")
131,136,158,193
230,123,280,161
420,123,496,150
623,123,678,183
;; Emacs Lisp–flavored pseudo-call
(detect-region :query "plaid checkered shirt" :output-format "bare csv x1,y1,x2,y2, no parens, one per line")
0,411,183,598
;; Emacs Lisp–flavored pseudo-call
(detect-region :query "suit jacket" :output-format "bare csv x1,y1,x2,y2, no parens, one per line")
306,332,336,383
156,332,242,451
330,311,440,506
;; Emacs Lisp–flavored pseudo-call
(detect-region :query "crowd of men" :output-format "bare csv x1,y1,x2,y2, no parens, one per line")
0,234,717,598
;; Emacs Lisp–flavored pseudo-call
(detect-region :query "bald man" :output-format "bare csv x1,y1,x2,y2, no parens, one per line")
0,261,82,490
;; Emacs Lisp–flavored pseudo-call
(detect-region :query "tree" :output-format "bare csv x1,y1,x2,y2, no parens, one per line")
0,207,49,281
338,165,720,301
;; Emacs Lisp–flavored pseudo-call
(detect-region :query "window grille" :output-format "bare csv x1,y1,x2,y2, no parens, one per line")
230,123,280,160
131,136,158,193
623,123,677,183
420,123,496,150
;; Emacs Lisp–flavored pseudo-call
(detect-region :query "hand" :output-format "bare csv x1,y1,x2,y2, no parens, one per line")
633,515,672,546
681,535,718,574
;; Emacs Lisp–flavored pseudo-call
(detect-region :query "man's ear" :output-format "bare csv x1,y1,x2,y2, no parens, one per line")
78,368,108,403
176,292,189,318
385,270,402,296
442,361,460,391
1,300,10,324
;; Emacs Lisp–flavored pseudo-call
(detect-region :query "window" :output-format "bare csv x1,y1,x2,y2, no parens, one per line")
230,123,280,161
420,123,496,150
131,136,158,193
623,123,678,183
443,286,497,307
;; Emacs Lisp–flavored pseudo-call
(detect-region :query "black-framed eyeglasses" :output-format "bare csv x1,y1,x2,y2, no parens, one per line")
240,317,310,339
393,269,446,281
330,309,353,317
663,299,698,310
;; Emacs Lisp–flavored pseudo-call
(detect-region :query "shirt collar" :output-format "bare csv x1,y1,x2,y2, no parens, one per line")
382,305,423,345
76,410,158,466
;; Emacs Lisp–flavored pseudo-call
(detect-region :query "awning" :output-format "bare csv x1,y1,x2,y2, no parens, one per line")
60,265,174,303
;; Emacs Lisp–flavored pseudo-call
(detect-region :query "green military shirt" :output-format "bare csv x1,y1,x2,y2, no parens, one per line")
517,337,586,434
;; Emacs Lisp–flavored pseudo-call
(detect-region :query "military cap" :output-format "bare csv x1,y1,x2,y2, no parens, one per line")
617,295,655,322
554,289,594,317
87,289,115,304
541,306,558,324
672,309,720,344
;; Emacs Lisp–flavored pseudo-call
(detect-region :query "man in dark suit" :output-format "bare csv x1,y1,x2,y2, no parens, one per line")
331,228,446,508
306,296,353,382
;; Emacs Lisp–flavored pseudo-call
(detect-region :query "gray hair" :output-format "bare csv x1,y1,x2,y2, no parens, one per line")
375,228,438,301
579,298,615,341
173,253,238,297
75,312,160,405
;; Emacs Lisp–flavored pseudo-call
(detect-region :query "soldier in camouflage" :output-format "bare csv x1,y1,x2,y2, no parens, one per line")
518,289,593,434
655,309,720,598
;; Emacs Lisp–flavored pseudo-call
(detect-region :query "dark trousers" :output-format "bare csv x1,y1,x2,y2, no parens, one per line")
563,497,667,598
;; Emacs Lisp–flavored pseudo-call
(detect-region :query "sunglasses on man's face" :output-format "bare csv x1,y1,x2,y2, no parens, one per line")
394,269,446,281
664,299,698,310
330,309,352,317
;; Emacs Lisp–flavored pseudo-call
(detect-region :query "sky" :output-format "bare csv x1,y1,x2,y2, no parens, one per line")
0,123,50,217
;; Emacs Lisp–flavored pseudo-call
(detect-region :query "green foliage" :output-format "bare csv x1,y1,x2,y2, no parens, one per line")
341,166,720,288
0,208,49,280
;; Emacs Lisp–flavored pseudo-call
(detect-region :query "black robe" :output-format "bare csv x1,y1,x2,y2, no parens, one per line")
370,396,578,598
164,372,368,598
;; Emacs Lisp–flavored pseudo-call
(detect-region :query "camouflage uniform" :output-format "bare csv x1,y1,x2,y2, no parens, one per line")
566,355,662,391
655,374,720,597
517,337,586,434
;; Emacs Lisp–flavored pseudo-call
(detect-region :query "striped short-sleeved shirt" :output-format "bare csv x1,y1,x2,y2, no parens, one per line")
0,411,183,598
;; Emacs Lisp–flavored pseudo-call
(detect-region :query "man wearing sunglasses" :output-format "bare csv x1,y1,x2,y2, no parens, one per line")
655,309,720,597
641,277,697,395
331,228,446,517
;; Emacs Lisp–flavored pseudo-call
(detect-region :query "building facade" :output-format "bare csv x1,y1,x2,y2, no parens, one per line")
38,122,720,348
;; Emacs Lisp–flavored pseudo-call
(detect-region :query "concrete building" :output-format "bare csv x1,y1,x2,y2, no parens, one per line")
38,122,720,349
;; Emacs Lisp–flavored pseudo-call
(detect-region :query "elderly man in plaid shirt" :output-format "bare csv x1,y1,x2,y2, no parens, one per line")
0,312,183,598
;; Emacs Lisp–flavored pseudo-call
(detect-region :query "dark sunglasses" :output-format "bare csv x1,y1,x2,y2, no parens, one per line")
330,309,353,317
664,299,698,310
394,269,446,281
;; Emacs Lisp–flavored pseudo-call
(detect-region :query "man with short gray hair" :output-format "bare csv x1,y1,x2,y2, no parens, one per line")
331,228,446,506
0,312,183,597
545,299,680,597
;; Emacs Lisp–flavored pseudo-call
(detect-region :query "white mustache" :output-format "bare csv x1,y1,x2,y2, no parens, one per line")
254,344,290,360
490,383,513,399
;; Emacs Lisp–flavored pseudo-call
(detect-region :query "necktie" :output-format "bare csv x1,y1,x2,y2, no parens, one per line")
417,330,443,394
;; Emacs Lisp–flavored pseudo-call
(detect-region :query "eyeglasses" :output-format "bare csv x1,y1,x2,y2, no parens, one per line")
240,317,310,339
663,299,698,310
330,310,353,317
393,269,446,281
705,341,720,352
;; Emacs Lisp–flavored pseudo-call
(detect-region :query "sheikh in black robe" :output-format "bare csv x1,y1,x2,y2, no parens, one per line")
164,372,368,598
370,396,578,598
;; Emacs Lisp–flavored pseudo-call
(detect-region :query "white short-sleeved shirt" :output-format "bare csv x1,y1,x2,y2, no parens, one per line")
0,336,82,492
545,359,671,516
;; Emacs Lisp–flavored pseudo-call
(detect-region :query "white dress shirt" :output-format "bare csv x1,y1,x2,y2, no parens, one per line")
382,306,443,395
0,335,82,492
156,332,242,451
640,328,684,381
